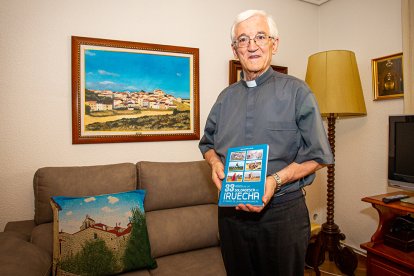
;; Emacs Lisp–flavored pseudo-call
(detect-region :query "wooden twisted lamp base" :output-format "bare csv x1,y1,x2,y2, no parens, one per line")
306,114,358,276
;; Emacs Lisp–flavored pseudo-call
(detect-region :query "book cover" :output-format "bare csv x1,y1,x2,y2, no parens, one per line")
218,144,269,207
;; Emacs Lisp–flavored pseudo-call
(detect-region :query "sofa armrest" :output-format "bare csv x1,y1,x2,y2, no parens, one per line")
4,220,36,241
0,231,51,276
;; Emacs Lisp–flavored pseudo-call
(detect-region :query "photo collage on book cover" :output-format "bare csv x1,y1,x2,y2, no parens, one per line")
226,149,264,183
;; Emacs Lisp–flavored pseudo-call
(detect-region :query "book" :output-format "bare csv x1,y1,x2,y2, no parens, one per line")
218,144,269,207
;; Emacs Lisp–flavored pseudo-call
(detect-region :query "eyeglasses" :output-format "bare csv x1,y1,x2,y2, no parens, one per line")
233,33,274,48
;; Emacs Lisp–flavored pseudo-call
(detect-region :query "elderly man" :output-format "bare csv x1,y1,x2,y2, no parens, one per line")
199,9,333,276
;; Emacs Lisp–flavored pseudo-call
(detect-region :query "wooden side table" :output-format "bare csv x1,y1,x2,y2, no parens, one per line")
360,191,414,276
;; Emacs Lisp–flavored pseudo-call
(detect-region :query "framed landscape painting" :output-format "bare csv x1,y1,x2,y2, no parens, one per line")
72,36,199,144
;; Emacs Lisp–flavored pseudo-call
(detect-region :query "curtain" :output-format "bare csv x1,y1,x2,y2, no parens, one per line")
402,0,414,113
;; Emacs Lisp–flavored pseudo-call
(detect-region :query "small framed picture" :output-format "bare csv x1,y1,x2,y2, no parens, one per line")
228,60,287,85
372,53,404,100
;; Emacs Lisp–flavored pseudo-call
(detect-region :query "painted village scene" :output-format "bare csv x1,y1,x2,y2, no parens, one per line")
83,49,192,133
51,191,155,275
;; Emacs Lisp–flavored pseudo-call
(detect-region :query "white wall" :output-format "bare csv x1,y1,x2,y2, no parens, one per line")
0,0,404,254
0,0,318,231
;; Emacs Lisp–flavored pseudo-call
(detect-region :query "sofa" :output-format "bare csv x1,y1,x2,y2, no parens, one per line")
0,161,226,276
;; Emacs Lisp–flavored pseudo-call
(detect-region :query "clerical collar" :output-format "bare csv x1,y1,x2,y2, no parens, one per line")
241,67,274,88
245,80,257,87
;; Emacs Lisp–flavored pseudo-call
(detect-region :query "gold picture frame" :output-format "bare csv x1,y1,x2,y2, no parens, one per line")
372,53,404,100
72,36,199,144
228,60,288,84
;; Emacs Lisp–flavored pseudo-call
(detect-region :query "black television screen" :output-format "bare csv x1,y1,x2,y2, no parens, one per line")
388,115,414,191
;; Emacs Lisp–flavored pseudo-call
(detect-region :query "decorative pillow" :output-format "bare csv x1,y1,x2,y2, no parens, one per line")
50,190,157,276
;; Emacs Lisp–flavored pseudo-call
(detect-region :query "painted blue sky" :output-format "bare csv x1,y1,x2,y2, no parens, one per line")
85,49,191,99
53,190,145,234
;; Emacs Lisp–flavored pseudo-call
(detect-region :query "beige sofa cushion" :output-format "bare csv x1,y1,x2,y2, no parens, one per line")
146,205,219,258
4,220,36,241
31,222,53,257
137,161,217,211
150,247,226,276
0,231,52,276
34,163,137,225
137,161,219,258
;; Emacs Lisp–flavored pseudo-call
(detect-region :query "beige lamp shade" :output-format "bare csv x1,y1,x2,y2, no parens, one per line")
305,50,367,116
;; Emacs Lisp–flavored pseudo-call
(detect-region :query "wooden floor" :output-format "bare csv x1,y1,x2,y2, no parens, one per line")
304,252,367,276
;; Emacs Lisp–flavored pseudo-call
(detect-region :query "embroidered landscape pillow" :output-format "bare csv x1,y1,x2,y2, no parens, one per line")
50,190,157,276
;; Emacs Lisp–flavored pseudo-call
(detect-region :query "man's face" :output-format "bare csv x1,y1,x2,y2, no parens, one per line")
232,15,278,81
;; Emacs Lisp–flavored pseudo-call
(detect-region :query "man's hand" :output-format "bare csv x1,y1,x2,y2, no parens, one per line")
236,175,276,212
211,160,225,190
204,149,225,190
236,160,324,212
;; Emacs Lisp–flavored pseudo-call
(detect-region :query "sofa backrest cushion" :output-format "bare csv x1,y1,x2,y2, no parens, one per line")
136,161,219,257
34,163,137,225
137,161,217,211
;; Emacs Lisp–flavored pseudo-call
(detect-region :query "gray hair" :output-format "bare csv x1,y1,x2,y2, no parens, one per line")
230,10,279,43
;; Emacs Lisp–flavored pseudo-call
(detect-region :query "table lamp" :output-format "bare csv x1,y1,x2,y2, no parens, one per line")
305,50,367,275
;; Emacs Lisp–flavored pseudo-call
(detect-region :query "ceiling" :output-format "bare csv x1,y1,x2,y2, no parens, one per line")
299,0,331,5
